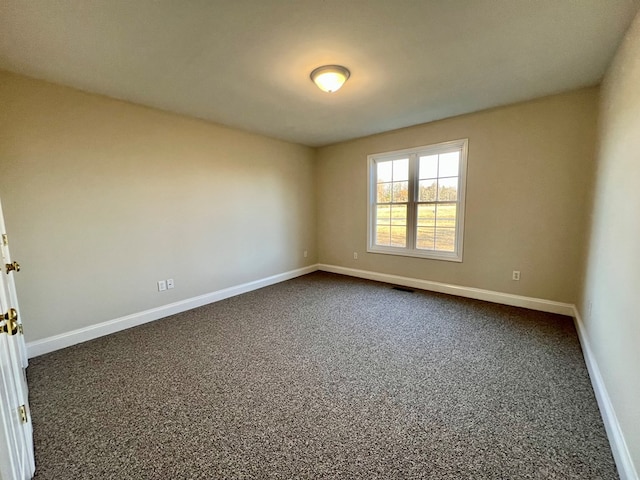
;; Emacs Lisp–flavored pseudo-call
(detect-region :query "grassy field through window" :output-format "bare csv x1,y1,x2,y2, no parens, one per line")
376,203,456,251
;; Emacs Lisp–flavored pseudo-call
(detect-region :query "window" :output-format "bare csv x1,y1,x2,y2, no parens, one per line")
367,139,468,262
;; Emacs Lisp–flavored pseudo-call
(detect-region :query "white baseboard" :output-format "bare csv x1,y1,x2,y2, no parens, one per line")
318,264,575,316
572,307,638,480
27,263,573,358
26,264,319,358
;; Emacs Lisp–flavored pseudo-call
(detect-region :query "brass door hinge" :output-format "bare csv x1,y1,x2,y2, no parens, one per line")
1,234,7,246
5,261,20,274
1,308,18,335
18,404,28,424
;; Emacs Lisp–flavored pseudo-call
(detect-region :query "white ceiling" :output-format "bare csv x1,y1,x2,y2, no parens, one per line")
1,1,639,147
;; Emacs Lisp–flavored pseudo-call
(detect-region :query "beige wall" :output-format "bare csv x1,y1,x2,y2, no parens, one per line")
581,11,640,473
0,71,317,342
316,89,598,304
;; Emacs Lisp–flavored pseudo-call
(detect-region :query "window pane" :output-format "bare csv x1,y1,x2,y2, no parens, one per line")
419,155,438,179
377,183,392,203
439,151,460,177
393,158,409,181
417,204,436,227
419,179,437,202
435,204,457,228
391,204,407,225
437,177,458,201
416,227,435,250
376,225,391,246
376,205,391,225
377,161,392,183
390,226,406,247
435,228,456,252
392,181,408,202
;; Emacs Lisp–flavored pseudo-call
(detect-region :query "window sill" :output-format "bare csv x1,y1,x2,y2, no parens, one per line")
367,246,463,262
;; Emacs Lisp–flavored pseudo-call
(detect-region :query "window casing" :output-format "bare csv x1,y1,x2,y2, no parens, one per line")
367,139,468,262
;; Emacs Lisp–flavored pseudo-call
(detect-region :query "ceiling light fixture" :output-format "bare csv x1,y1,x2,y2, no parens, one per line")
310,65,350,93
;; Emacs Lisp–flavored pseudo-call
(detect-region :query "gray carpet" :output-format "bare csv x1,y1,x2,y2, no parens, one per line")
27,272,617,479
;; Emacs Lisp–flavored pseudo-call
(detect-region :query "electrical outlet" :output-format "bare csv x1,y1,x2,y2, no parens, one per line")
167,278,174,289
158,280,167,291
512,270,521,281
303,250,308,258
353,252,358,260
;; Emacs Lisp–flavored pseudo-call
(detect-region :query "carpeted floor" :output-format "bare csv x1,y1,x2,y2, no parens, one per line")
27,272,618,479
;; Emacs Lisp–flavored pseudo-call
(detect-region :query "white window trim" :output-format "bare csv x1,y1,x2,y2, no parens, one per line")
367,138,468,262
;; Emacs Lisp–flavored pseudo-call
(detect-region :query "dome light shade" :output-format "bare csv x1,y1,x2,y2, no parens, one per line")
310,65,350,93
